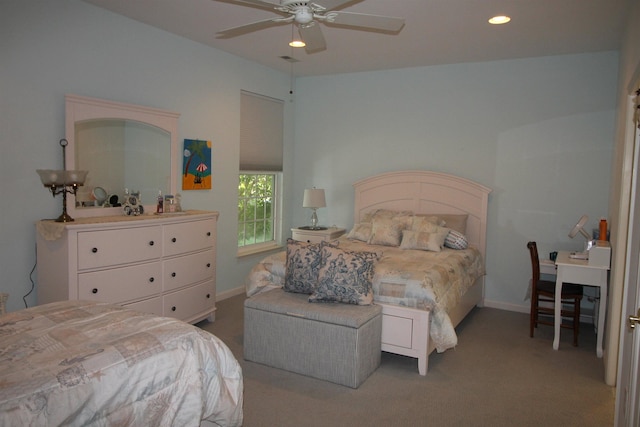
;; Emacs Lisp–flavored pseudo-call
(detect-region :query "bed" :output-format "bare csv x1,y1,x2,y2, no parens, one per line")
0,300,243,426
246,170,491,375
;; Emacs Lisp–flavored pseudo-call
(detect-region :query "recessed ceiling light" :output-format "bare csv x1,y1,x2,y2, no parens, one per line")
488,15,511,25
289,40,306,48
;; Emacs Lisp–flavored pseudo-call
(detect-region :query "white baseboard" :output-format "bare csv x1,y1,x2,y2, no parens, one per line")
216,285,245,302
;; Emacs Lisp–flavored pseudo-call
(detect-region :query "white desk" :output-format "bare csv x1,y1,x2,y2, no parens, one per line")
554,251,609,357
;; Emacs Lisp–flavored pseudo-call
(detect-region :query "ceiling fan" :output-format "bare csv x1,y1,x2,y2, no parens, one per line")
215,0,405,53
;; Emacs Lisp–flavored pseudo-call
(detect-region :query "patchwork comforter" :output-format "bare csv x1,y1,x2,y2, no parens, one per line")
0,300,243,427
246,236,484,352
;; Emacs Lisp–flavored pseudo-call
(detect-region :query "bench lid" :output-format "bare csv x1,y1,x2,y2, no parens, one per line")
245,288,381,328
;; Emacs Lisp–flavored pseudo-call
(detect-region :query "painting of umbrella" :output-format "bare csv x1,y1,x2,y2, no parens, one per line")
182,139,212,190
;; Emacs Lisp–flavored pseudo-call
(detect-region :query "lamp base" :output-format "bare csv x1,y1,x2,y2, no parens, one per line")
55,212,75,223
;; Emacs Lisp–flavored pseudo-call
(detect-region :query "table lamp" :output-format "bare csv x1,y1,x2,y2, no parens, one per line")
302,188,326,230
568,214,594,254
36,139,88,222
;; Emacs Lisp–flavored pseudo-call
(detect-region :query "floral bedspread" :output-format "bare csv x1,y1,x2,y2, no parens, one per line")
246,236,484,352
0,300,243,427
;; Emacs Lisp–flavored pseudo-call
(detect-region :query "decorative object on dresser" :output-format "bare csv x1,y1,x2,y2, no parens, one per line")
302,187,326,229
36,138,88,222
291,226,345,243
36,210,218,324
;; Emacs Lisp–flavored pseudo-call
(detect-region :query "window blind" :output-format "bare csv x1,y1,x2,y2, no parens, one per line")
240,90,284,171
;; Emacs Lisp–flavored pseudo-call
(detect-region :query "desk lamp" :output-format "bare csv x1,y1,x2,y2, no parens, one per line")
568,214,593,257
302,188,326,230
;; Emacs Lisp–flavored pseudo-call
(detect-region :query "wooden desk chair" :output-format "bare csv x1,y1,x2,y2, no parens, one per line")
527,241,583,346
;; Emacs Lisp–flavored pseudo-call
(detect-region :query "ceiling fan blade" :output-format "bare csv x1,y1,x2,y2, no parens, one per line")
310,0,357,12
223,0,282,9
324,11,405,32
217,16,292,38
299,22,326,53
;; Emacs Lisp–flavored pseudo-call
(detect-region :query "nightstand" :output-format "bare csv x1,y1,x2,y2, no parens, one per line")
291,227,346,244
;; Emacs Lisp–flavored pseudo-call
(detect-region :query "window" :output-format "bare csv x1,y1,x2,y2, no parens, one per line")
238,91,284,254
238,173,279,247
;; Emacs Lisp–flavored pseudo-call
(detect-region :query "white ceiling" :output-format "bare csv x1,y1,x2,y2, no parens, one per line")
82,0,628,77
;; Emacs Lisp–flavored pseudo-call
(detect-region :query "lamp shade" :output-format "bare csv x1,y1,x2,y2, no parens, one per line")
303,188,326,208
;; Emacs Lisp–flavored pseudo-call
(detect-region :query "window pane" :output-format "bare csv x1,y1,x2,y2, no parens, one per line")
238,172,278,248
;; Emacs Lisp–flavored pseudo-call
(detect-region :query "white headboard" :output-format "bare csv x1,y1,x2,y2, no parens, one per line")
353,170,491,260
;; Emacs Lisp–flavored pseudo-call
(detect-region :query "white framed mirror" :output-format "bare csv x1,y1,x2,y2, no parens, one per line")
65,94,180,218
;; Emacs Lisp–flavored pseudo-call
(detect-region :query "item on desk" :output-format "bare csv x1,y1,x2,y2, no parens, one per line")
599,218,608,242
569,252,589,260
588,240,611,267
549,251,558,261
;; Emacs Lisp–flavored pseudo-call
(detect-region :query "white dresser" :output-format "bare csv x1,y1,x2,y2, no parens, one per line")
36,210,218,324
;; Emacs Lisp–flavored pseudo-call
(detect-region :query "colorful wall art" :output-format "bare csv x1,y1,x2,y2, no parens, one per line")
182,139,212,190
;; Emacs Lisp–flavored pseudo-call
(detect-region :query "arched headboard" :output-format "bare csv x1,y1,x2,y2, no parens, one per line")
353,170,491,261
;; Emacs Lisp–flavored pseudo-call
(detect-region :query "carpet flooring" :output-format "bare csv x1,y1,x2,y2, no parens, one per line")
198,294,615,427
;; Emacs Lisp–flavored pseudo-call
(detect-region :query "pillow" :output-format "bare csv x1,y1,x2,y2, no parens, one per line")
410,216,443,232
400,228,448,252
369,216,404,246
444,229,469,250
284,239,324,294
413,213,468,234
309,246,379,305
346,223,372,242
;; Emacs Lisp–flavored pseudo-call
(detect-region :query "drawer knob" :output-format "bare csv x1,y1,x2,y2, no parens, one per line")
171,237,177,243
206,293,211,299
149,241,154,246
92,288,98,294
206,263,211,268
206,231,211,237
171,306,176,312
149,277,154,283
171,272,176,277
91,247,98,253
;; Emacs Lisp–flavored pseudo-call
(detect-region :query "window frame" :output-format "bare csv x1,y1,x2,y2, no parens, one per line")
237,171,283,257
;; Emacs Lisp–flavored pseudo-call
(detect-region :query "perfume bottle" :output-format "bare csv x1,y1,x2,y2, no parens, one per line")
157,190,163,214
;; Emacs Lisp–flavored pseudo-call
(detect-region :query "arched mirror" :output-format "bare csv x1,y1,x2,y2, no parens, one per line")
65,94,180,218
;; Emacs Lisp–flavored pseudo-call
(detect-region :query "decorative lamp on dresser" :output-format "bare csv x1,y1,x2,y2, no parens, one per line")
36,210,218,324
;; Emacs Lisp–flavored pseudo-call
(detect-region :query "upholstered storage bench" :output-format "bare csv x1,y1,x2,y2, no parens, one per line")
244,288,382,388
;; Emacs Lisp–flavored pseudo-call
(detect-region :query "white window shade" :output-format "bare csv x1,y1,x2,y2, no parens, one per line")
240,91,284,171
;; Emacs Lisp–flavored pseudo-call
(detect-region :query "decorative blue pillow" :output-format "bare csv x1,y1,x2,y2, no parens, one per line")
444,229,469,250
284,239,324,294
309,246,379,305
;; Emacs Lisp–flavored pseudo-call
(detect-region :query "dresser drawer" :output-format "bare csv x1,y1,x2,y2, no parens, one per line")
77,226,162,270
78,261,162,304
163,249,214,292
163,280,214,321
122,296,163,316
164,219,215,257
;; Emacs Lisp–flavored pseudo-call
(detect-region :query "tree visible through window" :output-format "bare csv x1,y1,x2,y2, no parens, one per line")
238,173,276,247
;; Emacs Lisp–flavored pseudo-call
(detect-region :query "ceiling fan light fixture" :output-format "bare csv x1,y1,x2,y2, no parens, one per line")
289,40,306,48
488,15,511,25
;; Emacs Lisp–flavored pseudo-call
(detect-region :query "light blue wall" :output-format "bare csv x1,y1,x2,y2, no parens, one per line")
292,53,618,312
0,0,294,312
1,1,619,315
